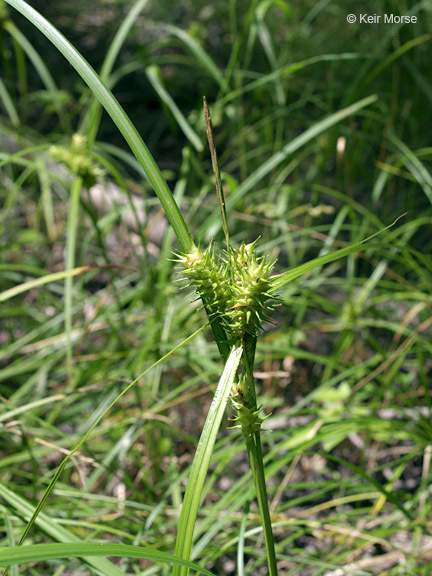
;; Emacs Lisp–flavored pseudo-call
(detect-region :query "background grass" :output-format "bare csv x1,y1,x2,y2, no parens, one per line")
1,0,432,574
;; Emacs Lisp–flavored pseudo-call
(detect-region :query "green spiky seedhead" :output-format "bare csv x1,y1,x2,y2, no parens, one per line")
49,133,104,187
174,244,229,312
176,240,277,340
224,241,276,338
230,379,270,437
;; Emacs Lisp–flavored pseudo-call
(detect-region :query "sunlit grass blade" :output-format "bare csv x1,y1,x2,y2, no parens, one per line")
2,514,18,576
146,64,203,152
5,0,194,253
0,483,125,576
0,542,215,576
0,395,65,424
271,214,406,291
64,177,81,386
100,0,149,82
83,0,150,145
3,20,70,133
173,344,243,576
36,158,56,242
0,77,19,127
236,501,250,576
162,24,227,92
389,132,432,204
0,265,95,303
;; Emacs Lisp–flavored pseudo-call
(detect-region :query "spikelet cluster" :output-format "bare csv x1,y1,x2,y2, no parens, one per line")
230,379,270,437
174,244,229,314
49,133,104,187
176,240,276,340
224,241,276,338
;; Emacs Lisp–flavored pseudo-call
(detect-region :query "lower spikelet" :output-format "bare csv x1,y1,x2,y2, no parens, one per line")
230,379,270,437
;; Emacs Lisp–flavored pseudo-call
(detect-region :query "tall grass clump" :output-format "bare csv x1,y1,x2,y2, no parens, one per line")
1,1,431,575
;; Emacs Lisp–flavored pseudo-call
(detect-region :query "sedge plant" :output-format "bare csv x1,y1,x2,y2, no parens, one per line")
172,98,280,575
1,1,407,575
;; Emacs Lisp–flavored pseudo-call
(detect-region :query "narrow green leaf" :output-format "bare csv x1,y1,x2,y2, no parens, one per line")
162,24,227,92
100,0,149,83
0,395,65,424
84,0,150,144
271,214,406,291
0,542,215,576
390,132,432,204
64,177,82,385
3,513,18,576
0,266,93,303
146,65,203,152
0,77,19,127
0,483,125,576
173,344,243,576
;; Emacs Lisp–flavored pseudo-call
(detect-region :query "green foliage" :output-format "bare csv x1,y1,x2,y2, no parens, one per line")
1,0,431,575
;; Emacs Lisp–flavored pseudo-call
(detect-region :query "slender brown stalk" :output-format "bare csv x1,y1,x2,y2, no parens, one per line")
203,96,230,250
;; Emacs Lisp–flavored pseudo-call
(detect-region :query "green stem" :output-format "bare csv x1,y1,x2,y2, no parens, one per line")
242,333,257,404
202,300,230,362
243,434,278,576
65,177,81,388
242,337,278,575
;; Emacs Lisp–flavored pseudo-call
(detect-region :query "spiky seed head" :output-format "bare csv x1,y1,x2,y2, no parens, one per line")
176,239,277,339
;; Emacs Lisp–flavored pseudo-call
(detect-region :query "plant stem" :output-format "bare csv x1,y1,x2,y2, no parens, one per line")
244,434,278,576
242,336,278,575
202,299,230,362
65,176,81,388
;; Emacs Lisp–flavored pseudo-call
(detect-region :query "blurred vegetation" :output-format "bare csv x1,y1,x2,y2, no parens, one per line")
1,0,432,574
